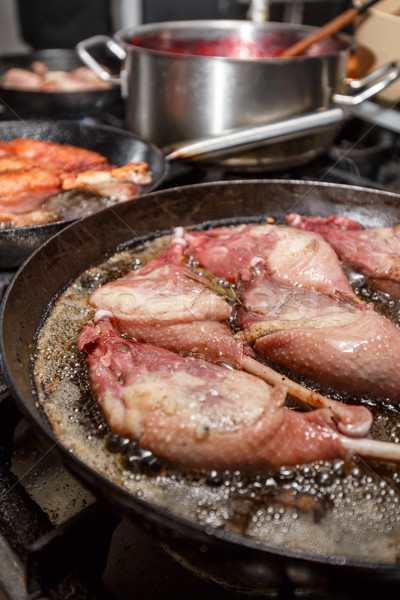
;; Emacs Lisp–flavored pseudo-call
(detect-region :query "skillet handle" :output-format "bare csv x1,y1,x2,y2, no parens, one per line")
76,35,125,86
333,61,400,106
163,108,345,162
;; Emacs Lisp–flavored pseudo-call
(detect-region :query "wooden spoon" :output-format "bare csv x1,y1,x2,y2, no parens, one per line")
280,0,382,58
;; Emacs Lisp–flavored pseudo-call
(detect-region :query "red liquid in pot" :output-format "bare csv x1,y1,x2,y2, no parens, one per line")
127,32,291,58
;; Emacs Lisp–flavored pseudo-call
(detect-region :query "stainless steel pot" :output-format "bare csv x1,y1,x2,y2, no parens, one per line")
77,20,399,170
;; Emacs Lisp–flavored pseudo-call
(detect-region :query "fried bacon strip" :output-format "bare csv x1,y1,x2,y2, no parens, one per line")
1,138,108,171
0,138,152,225
60,162,152,201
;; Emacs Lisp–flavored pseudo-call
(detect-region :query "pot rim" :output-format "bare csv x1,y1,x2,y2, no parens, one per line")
114,19,353,62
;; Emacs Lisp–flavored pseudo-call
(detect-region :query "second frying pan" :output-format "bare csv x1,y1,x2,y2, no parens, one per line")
0,119,166,268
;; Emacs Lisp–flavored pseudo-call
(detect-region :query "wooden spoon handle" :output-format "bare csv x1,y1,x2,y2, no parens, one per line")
280,7,358,58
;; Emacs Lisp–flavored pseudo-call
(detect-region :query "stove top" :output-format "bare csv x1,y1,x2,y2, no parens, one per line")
1,109,400,600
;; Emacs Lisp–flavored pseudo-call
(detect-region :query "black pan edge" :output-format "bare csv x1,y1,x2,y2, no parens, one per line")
2,180,400,591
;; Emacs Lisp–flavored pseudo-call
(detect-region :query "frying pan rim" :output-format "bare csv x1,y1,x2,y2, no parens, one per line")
0,118,167,233
2,178,400,578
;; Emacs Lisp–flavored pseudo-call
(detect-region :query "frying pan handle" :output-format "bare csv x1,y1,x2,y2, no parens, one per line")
163,108,345,162
76,35,125,86
333,61,400,106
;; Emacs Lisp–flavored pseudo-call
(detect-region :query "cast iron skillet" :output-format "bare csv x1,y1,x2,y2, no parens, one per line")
0,49,121,118
0,119,166,268
2,180,400,596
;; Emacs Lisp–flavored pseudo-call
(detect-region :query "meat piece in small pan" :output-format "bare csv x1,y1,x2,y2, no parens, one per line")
0,138,151,226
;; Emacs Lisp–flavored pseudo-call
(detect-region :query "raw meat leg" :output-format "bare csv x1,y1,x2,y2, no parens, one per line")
286,213,400,297
88,239,372,437
77,316,346,470
235,270,400,400
78,317,400,469
178,223,360,303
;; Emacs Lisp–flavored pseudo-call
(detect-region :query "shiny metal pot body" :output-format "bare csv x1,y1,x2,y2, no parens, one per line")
120,21,349,168
119,21,348,141
77,20,396,169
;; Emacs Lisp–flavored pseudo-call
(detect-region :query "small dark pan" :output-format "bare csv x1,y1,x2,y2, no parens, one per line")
0,119,167,269
0,48,121,118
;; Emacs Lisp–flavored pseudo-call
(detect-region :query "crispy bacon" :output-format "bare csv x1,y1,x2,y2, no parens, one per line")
0,138,151,225
3,138,108,171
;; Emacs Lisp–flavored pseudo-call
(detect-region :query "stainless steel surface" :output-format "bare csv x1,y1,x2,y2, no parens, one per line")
333,62,400,105
247,0,271,21
345,99,400,133
77,20,353,168
76,35,125,86
78,21,400,169
164,107,345,161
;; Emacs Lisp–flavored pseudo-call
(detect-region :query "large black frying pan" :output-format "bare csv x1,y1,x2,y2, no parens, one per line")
2,181,400,596
0,119,166,268
0,49,121,118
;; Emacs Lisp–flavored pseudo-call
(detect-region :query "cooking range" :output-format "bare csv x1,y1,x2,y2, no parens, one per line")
0,109,400,600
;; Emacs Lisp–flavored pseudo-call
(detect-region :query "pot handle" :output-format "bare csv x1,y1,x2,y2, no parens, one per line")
163,108,345,162
333,61,400,106
76,35,126,86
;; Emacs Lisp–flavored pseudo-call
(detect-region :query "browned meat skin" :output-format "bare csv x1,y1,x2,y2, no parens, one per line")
77,317,345,471
3,138,108,171
0,167,61,214
286,213,400,298
88,238,373,437
0,140,151,225
60,162,152,201
178,223,360,303
236,269,400,400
